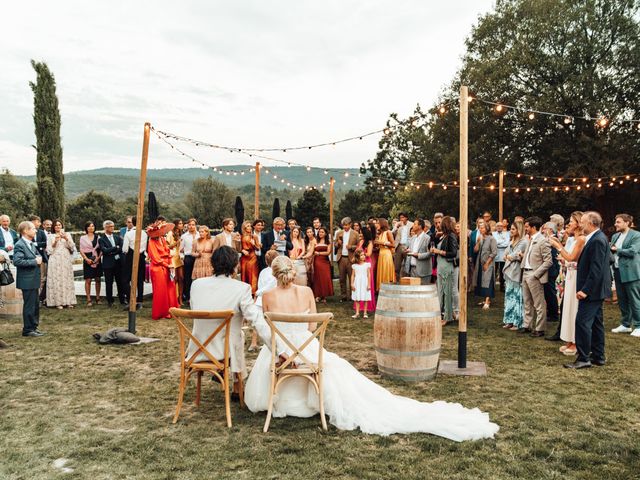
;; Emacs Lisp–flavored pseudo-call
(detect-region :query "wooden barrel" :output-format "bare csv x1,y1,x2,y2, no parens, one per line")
0,266,23,318
293,259,307,286
374,283,441,381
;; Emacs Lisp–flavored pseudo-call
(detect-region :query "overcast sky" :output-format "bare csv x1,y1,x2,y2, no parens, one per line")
0,1,495,176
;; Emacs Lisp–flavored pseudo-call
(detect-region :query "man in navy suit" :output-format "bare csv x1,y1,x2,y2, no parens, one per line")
28,215,49,304
565,211,612,369
13,221,44,337
260,217,292,258
99,220,127,307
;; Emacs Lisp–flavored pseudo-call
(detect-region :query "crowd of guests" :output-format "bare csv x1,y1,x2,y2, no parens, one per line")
2,207,639,369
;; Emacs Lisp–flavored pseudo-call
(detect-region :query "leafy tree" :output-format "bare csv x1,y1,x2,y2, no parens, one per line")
30,60,65,221
185,176,235,228
66,190,117,230
0,169,37,223
294,189,329,228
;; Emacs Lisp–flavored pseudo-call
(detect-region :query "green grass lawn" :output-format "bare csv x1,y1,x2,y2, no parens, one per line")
1,291,639,480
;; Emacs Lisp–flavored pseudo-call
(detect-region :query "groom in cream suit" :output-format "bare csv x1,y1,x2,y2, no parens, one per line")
520,217,552,336
404,219,431,284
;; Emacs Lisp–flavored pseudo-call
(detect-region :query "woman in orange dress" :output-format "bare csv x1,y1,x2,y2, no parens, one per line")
192,225,215,279
240,221,260,294
375,218,396,291
147,221,179,320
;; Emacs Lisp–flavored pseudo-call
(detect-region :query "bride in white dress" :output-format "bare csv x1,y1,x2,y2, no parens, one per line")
245,256,499,442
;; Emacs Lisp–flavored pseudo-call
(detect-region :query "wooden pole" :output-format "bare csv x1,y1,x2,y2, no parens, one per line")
458,86,469,368
498,169,504,223
254,162,260,220
329,177,335,261
128,122,150,333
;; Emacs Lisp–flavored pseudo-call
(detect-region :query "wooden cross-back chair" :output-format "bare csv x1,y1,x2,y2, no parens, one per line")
170,307,238,427
262,312,333,432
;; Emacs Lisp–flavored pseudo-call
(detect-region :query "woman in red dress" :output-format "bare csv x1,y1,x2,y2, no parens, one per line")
147,221,179,320
312,227,333,303
240,221,260,295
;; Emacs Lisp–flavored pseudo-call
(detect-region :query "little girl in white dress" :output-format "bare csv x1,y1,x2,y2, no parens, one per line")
351,249,371,318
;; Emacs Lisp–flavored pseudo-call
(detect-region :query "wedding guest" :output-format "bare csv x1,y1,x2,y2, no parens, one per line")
354,223,377,314
122,215,148,308
288,225,308,286
549,212,585,355
431,216,458,325
565,211,611,369
287,218,298,232
542,221,561,323
146,221,179,320
482,211,492,225
42,219,52,236
13,221,44,337
304,226,317,287
375,218,396,291
0,215,18,261
468,217,484,292
99,220,127,307
261,217,292,257
404,218,431,284
392,213,413,280
492,221,510,292
214,218,242,252
312,217,322,237
352,221,362,239
45,219,77,310
251,249,279,351
610,213,640,337
240,220,260,294
192,225,215,280
502,220,528,330
452,219,461,319
312,227,333,303
550,214,566,241
520,216,552,337
29,215,49,305
120,216,133,238
351,249,371,318
166,219,184,304
473,222,497,309
79,221,102,306
180,218,199,301
336,217,358,302
253,219,266,271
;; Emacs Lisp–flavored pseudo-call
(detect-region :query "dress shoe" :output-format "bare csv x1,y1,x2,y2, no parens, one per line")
34,329,45,335
563,361,592,369
530,331,545,338
517,328,532,334
545,334,561,341
591,359,606,366
22,331,44,337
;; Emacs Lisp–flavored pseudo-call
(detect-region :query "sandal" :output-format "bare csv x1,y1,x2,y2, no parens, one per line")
363,314,369,319
87,301,93,307
56,306,63,310
95,299,102,305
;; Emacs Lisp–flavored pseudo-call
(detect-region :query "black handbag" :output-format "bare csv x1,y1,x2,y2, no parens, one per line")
0,263,14,286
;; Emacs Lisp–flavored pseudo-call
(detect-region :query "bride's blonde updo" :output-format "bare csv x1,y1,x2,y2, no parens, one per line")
271,255,297,287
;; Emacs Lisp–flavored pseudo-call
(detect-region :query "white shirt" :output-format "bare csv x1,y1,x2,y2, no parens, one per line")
223,232,234,247
399,223,410,245
255,231,263,256
21,235,38,255
584,228,600,246
255,267,277,308
122,227,148,254
524,232,543,269
614,230,628,268
1,227,14,251
342,229,351,256
180,231,200,255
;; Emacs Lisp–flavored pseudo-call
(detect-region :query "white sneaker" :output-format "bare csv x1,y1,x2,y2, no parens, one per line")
611,325,632,333
631,329,640,337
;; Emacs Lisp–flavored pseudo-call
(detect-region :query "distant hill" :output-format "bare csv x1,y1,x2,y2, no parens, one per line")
19,166,363,200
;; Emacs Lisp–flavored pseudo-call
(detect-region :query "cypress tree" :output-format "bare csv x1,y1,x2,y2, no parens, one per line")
30,60,65,221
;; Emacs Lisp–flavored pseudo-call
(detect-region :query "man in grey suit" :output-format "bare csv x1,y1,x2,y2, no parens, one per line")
610,213,640,337
520,216,552,337
12,221,44,337
404,218,431,284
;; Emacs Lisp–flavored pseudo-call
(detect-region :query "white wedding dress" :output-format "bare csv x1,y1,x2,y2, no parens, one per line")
245,317,499,442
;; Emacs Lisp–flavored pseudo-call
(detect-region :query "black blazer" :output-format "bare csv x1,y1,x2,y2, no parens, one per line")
98,233,124,269
440,233,459,260
261,229,293,257
35,229,49,263
576,230,612,301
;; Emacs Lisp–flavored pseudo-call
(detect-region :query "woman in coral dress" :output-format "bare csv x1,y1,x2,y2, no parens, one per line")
240,221,260,295
192,226,215,280
147,221,179,320
375,218,396,291
312,227,333,303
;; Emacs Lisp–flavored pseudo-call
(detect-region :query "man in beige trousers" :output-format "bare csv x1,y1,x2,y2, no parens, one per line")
520,216,552,337
335,217,359,302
